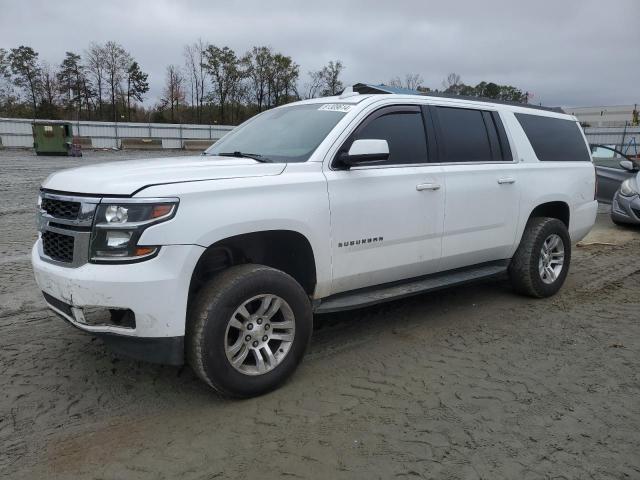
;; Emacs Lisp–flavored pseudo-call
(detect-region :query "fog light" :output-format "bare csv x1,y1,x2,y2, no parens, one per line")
106,230,132,248
105,205,129,223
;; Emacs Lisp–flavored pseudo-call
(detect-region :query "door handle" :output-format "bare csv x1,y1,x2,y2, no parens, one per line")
497,177,516,184
416,183,441,191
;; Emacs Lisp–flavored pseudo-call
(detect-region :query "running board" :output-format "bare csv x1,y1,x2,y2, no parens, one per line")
314,262,508,314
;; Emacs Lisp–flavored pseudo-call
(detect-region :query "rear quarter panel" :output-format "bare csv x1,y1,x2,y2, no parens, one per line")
502,111,597,250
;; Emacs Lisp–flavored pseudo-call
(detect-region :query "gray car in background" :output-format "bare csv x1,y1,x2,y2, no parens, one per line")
592,144,640,225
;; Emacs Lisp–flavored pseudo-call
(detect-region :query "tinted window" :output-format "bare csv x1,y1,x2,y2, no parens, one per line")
436,107,493,162
515,113,590,162
356,111,428,165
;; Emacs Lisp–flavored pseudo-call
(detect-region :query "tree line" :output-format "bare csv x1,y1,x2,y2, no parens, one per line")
0,42,528,126
1,43,150,123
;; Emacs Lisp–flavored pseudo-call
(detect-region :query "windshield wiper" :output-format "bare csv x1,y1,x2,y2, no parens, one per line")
218,151,271,163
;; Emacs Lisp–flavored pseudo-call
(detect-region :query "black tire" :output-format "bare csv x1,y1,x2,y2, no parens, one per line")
187,264,312,398
508,217,572,298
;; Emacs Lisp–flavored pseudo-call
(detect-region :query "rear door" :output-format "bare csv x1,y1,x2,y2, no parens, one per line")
431,106,520,270
325,105,445,294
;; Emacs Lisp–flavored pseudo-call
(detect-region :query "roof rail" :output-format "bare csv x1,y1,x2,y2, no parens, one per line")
350,83,564,114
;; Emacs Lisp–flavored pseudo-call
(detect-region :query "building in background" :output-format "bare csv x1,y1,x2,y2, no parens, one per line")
569,104,640,155
566,104,639,128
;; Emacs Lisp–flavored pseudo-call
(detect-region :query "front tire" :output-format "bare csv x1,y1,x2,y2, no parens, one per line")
508,217,571,298
187,264,312,398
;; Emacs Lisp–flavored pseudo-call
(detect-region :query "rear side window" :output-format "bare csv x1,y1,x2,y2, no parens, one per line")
434,107,509,162
515,113,590,162
355,110,428,165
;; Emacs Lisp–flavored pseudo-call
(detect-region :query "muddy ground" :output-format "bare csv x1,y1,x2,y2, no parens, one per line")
1,149,639,479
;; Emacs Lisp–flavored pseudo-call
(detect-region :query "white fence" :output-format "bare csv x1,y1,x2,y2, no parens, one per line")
1,116,638,156
0,117,234,149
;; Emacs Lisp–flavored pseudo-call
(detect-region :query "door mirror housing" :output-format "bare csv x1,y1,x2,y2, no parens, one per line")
619,159,637,172
339,139,390,168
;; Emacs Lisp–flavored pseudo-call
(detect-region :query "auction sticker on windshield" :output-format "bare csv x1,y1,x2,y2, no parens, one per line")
318,104,352,112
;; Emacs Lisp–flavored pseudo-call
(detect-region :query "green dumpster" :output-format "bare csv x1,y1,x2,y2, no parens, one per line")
32,122,73,155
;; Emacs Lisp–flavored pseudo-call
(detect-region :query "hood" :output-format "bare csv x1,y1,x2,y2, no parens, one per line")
42,155,286,196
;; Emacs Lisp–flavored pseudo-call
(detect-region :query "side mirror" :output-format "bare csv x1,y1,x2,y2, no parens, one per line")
339,139,390,168
620,159,636,171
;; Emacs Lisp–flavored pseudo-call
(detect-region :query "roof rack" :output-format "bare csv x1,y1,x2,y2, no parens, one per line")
351,83,565,114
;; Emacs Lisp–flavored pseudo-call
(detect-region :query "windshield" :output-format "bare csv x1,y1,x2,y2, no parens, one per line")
205,103,348,163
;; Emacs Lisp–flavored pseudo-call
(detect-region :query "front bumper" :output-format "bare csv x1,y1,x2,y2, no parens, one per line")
611,191,640,225
32,241,205,364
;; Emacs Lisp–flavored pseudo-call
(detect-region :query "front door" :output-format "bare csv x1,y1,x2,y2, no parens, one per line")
325,105,445,295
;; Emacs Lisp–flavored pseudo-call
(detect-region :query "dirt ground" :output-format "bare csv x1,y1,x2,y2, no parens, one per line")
1,149,639,480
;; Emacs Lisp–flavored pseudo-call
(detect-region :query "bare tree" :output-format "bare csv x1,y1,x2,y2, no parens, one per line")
404,73,423,90
184,39,207,123
303,69,323,99
40,61,58,116
184,45,196,111
442,72,461,90
161,65,185,123
85,43,106,119
388,76,403,88
102,41,131,121
388,73,423,91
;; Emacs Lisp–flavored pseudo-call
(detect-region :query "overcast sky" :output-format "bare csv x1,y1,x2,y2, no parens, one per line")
1,0,638,108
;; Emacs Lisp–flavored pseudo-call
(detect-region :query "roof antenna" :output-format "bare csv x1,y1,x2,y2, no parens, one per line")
339,86,359,99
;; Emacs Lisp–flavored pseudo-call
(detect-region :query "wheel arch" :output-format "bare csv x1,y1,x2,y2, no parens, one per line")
528,201,570,227
188,229,318,310
513,200,571,252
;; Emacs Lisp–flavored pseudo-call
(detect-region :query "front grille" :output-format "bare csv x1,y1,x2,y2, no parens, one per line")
42,231,75,263
41,197,80,220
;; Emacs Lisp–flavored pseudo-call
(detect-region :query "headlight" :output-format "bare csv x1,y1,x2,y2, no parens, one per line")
90,198,178,263
620,178,638,197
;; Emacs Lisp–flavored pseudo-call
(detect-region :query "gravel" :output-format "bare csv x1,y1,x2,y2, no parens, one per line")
1,148,639,479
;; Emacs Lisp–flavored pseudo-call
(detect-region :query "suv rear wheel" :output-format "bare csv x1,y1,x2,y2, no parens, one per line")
187,264,312,398
508,217,571,298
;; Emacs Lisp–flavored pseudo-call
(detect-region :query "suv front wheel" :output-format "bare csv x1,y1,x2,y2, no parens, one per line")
508,217,572,298
187,264,313,397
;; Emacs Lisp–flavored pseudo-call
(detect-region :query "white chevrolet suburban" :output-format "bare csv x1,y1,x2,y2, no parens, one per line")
32,88,598,397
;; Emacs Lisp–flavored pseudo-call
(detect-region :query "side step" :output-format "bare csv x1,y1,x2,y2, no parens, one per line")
314,262,508,314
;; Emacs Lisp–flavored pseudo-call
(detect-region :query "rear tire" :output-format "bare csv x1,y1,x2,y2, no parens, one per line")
508,217,571,298
187,264,312,398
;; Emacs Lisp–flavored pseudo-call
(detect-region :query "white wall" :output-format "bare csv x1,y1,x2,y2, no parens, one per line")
0,117,234,149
